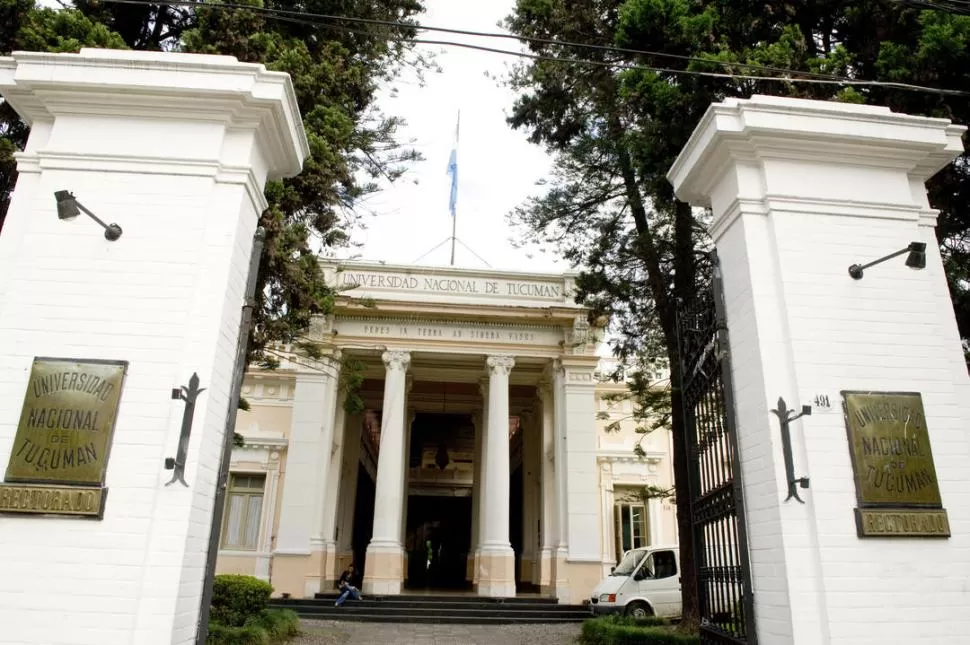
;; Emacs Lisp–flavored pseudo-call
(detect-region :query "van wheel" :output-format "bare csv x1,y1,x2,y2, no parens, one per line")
625,601,652,619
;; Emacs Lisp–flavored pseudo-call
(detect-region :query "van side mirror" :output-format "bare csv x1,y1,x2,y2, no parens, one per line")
610,566,616,574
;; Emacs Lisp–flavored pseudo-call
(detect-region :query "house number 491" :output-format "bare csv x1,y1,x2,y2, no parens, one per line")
813,394,832,410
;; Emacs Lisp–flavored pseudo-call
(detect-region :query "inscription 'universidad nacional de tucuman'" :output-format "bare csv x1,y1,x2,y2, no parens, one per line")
5,357,127,486
339,270,566,299
842,391,950,538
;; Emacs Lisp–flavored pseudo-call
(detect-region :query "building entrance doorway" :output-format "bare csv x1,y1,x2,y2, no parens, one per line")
404,411,474,590
405,495,472,590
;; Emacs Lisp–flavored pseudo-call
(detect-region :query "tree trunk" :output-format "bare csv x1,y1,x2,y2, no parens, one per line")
667,351,698,629
669,190,700,630
608,108,700,627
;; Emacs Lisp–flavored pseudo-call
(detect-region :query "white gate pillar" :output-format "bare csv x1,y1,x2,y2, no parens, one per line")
0,49,306,645
669,95,970,645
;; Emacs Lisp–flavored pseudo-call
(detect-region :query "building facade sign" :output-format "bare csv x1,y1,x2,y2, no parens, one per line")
842,391,950,537
337,267,571,303
0,357,127,518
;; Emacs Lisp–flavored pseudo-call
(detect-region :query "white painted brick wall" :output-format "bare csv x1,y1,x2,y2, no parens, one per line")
0,49,306,645
670,95,970,645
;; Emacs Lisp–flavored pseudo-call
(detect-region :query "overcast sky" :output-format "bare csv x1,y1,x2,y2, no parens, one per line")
337,0,568,274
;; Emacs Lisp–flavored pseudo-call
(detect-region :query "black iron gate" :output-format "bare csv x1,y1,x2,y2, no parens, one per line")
676,250,756,645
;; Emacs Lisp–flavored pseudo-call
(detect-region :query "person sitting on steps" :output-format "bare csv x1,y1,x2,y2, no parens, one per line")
334,563,362,607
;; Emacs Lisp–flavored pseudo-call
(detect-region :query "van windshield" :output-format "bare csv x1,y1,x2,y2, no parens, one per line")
613,549,646,576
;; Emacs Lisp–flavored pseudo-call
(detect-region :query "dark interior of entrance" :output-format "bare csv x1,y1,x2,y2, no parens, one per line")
405,412,473,590
405,495,472,589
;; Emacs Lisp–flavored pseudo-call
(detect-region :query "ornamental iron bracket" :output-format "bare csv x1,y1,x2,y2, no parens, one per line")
770,396,811,504
165,372,206,487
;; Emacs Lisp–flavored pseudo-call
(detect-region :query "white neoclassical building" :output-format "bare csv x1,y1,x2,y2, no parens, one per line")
214,260,676,602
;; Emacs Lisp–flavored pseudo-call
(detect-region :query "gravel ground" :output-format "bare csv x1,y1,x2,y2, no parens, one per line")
293,619,582,645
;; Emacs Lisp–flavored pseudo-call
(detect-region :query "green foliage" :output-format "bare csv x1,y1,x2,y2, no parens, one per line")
206,623,269,645
638,484,674,504
246,609,300,643
205,609,300,645
341,356,367,415
206,576,296,644
581,616,699,645
210,575,273,628
0,0,427,365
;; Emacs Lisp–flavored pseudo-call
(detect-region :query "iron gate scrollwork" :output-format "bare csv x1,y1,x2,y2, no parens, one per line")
676,250,756,645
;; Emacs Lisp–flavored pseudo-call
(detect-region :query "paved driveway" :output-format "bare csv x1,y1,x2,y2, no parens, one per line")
294,619,581,645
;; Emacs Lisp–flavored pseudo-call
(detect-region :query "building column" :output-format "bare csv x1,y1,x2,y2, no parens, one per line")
472,378,490,586
273,359,339,598
520,409,539,585
600,463,616,572
550,362,571,601
536,381,557,594
336,413,362,569
476,355,517,597
559,359,602,600
467,408,483,582
306,353,342,594
401,406,415,584
255,454,282,582
319,395,348,587
648,497,661,546
362,350,411,595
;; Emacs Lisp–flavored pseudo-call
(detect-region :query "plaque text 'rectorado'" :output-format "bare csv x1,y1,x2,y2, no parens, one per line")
5,358,127,486
0,483,106,518
855,509,950,537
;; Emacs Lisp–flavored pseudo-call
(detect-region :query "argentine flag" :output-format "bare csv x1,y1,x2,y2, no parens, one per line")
446,112,459,218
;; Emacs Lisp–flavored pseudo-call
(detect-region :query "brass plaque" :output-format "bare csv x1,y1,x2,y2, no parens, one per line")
842,391,942,507
0,483,106,518
5,357,127,486
855,509,950,538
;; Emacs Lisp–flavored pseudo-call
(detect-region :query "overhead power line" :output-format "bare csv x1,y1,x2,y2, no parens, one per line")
93,0,970,97
890,0,970,15
97,0,845,81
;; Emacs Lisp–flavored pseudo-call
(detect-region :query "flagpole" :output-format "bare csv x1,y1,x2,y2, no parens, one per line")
450,209,456,265
449,110,460,266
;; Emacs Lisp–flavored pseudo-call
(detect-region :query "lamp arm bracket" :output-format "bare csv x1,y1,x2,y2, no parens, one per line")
854,247,909,273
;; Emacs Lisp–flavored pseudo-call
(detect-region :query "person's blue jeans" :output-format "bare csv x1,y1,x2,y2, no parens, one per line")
334,585,361,606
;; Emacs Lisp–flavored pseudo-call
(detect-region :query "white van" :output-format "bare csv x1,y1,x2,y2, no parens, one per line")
589,545,681,619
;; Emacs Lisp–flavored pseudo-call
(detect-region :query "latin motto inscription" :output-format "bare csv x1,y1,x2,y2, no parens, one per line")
341,272,563,299
359,323,538,344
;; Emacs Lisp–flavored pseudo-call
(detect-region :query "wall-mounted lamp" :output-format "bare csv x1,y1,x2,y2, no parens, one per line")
55,190,123,241
848,241,925,280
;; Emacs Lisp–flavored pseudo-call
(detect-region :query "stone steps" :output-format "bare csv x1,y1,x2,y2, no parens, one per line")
270,594,592,625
